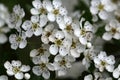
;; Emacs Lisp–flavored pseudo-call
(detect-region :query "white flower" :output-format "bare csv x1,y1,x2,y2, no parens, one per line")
53,54,75,76
7,5,25,31
90,0,117,20
102,20,120,40
94,51,115,72
4,60,30,80
74,18,94,47
9,31,27,50
30,44,50,57
41,23,54,44
82,47,96,69
30,0,48,15
46,0,68,22
0,75,8,80
32,55,54,79
22,14,48,37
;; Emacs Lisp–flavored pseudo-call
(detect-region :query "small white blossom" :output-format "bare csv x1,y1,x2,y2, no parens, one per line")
53,54,75,76
94,51,115,72
9,31,27,50
102,20,120,40
22,14,48,37
7,5,25,31
4,60,30,80
32,55,54,79
90,0,117,20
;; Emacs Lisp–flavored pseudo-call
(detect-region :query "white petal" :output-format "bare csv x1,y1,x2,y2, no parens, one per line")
0,34,7,44
30,8,39,15
113,68,120,78
113,33,120,40
55,31,64,39
105,65,114,72
25,29,33,38
102,32,112,41
4,61,12,70
54,55,62,62
84,74,93,80
41,55,48,63
49,44,58,55
46,63,54,71
53,0,62,9
11,43,18,50
44,24,54,31
59,7,67,16
42,70,50,79
105,25,111,31
94,57,100,65
99,11,108,20
98,51,107,60
105,55,115,65
30,49,39,57
22,20,32,30
59,46,68,56
19,40,27,49
39,14,48,27
24,73,30,80
32,56,41,64
12,60,21,67
64,16,72,25
84,21,93,32
0,75,8,80
79,36,87,45
31,15,39,23
47,13,55,22
90,7,98,14
6,70,14,76
9,34,16,43
70,49,80,58
20,65,30,72
57,69,67,76
15,72,24,80
32,0,42,9
45,1,53,12
34,27,42,36
32,66,42,76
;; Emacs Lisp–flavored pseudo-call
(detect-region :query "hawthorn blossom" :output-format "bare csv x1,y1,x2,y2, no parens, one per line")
30,0,48,15
82,47,96,69
22,14,48,37
4,60,30,80
30,44,50,57
46,0,68,22
7,5,25,31
74,18,94,47
94,51,115,72
9,31,27,50
113,64,120,79
32,55,54,79
102,20,120,40
53,55,75,76
90,0,117,20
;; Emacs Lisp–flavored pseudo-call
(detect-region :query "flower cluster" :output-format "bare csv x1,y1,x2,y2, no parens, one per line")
1,0,120,80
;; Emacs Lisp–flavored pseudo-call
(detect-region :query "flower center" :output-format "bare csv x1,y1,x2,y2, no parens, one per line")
53,9,59,15
98,4,104,11
55,39,62,46
46,32,51,37
40,63,46,70
101,61,106,66
13,67,20,74
80,29,86,35
71,42,76,48
32,23,39,31
60,59,66,66
16,36,22,42
111,28,117,34
66,25,72,32
38,48,46,55
40,8,46,14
